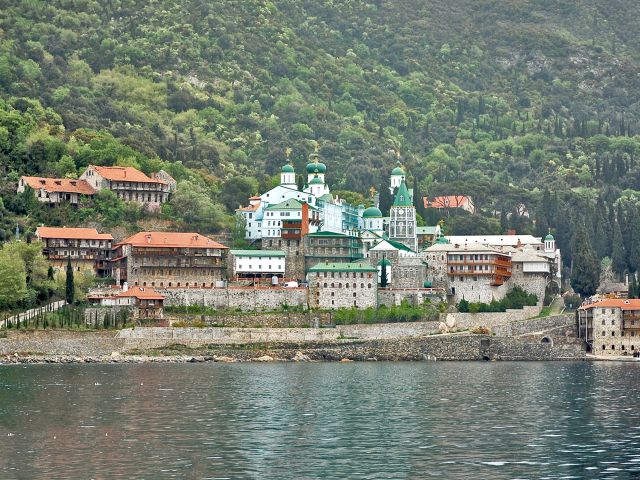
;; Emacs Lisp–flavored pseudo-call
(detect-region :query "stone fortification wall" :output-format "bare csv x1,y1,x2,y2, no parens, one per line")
378,288,446,307
491,314,573,337
116,330,585,361
0,330,123,357
445,305,541,330
159,287,308,310
117,321,441,349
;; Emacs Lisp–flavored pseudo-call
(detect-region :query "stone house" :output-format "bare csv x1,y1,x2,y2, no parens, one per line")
88,285,165,320
307,261,378,309
111,232,228,288
18,176,96,206
578,299,640,355
35,226,113,276
80,165,171,210
303,231,364,273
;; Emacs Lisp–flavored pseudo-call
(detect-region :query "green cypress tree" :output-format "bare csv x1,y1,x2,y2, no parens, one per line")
570,223,601,297
629,273,637,299
592,196,611,258
380,259,389,288
612,220,627,280
629,209,640,273
65,257,75,305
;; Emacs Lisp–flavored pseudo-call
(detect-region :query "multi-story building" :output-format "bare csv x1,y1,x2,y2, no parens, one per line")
229,250,286,279
307,261,378,309
388,180,418,253
578,299,640,355
303,231,363,272
111,232,228,288
80,165,172,210
445,243,513,303
35,227,113,276
89,285,165,320
18,176,96,206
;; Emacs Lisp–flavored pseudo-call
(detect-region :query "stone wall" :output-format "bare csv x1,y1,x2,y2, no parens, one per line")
116,321,440,349
444,305,541,330
171,311,332,328
378,288,446,307
0,330,123,357
159,287,308,310
491,314,574,337
116,329,585,361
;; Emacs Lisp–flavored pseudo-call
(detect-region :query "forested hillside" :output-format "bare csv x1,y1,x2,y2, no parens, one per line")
1,0,640,283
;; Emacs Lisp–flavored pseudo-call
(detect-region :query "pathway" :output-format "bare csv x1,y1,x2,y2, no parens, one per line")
1,300,67,328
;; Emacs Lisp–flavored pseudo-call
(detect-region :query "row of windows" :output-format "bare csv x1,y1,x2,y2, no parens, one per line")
136,281,214,288
117,192,165,203
601,344,636,350
322,283,373,289
601,330,637,337
319,271,373,279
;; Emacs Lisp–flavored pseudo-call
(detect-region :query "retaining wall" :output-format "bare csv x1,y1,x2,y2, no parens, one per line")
445,305,541,330
159,287,308,310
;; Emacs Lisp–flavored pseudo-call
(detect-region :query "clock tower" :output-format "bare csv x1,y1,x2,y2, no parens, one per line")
388,179,417,252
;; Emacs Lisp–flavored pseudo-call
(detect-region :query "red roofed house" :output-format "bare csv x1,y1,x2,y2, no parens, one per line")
111,232,229,288
578,298,640,355
80,165,172,210
423,195,475,214
35,227,113,276
18,176,96,206
89,285,165,320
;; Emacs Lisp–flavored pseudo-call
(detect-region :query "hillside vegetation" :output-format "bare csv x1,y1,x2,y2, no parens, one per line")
1,0,640,281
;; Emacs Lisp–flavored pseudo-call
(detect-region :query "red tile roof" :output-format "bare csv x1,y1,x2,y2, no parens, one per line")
92,166,166,184
579,299,640,311
120,231,228,249
36,227,113,241
423,195,472,209
117,286,165,300
21,176,96,195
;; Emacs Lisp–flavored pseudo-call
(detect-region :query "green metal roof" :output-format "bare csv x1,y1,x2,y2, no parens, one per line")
308,261,377,273
281,164,294,173
392,180,412,207
391,160,405,176
309,175,324,185
306,160,327,173
306,231,350,238
230,250,286,257
265,199,317,211
545,233,555,241
363,206,383,218
318,193,333,201
372,238,415,253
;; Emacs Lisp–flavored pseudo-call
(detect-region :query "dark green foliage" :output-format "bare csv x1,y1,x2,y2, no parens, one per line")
0,0,638,271
65,257,74,305
612,220,627,279
570,223,601,297
380,260,388,288
456,286,538,313
333,301,439,325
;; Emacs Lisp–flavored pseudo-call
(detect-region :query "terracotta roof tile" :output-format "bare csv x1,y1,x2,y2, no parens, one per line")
423,195,472,209
120,231,228,249
36,227,113,241
21,176,96,195
92,166,166,184
117,286,165,300
579,299,640,311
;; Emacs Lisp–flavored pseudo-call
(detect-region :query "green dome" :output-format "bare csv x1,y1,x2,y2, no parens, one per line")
545,233,555,241
436,236,450,244
363,206,383,218
378,258,392,267
391,161,405,176
309,175,324,185
306,161,327,174
281,164,294,173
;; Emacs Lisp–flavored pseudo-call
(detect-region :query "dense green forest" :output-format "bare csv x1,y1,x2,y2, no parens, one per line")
1,0,640,287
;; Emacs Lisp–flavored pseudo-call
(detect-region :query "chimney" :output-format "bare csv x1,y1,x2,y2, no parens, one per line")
123,282,129,292
507,229,516,236
301,202,310,236
146,234,152,243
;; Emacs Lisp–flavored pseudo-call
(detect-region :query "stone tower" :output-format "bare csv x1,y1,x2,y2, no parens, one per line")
388,179,417,252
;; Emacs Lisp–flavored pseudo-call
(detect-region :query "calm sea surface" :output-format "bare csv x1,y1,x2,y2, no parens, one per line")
1,362,639,479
